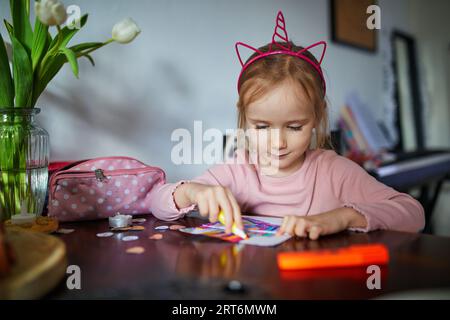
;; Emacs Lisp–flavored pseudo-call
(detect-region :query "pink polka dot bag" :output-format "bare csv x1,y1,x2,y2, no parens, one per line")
47,156,166,222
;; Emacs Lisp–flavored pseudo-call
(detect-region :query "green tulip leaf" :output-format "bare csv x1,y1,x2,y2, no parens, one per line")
60,47,79,78
32,52,66,106
4,19,14,37
70,42,103,54
31,18,50,71
11,34,32,107
10,0,33,56
83,54,95,67
48,14,88,51
0,32,14,108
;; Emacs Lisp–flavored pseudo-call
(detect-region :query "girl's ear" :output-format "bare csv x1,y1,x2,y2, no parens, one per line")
313,117,319,129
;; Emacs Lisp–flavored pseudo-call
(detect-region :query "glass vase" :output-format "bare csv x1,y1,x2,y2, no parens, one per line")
0,108,50,222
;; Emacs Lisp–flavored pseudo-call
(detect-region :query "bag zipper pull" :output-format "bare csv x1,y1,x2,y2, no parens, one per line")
95,169,107,182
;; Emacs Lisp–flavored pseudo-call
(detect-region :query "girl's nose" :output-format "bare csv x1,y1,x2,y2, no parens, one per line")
270,129,287,150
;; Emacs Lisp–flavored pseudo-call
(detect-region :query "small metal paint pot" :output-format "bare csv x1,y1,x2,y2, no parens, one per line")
109,213,132,228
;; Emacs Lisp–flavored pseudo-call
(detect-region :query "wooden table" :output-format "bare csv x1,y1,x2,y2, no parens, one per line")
46,214,450,299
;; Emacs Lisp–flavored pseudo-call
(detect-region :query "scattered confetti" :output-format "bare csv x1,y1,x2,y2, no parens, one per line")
149,234,163,240
122,235,139,242
169,224,186,231
111,225,145,232
132,218,146,224
126,246,145,254
111,226,131,231
56,228,75,234
155,226,169,230
96,232,114,238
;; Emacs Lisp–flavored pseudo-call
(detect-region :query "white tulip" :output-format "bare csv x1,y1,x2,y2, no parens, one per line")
112,18,141,44
35,0,67,26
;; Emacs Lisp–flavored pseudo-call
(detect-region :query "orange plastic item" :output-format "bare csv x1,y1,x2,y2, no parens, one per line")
277,244,389,270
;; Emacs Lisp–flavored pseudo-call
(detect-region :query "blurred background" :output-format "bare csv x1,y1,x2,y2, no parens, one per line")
1,0,449,235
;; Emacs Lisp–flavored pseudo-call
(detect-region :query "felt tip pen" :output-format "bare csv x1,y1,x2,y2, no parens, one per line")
218,211,248,239
277,244,390,270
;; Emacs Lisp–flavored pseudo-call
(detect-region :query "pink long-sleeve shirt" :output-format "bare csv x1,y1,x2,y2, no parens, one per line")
149,148,425,232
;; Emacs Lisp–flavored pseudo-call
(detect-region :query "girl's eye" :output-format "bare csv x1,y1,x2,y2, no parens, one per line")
255,125,269,130
288,126,303,131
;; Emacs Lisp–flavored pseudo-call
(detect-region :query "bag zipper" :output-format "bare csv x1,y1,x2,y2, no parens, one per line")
49,167,165,199
95,169,108,182
50,167,164,185
50,157,165,183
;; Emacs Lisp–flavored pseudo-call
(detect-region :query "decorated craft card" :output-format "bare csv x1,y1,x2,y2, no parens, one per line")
180,216,291,247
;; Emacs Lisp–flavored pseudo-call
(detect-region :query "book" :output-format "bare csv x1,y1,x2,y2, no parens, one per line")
340,105,369,152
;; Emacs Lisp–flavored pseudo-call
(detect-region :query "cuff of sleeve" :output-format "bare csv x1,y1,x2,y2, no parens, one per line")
169,180,197,215
343,203,372,233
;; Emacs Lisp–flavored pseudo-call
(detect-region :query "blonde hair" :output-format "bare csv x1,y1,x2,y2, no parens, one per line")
237,41,333,150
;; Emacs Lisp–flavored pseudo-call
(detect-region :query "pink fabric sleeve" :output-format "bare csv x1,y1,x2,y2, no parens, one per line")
148,180,197,221
149,164,237,221
329,156,425,233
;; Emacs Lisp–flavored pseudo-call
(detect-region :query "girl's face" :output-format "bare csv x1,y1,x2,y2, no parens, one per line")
245,80,316,177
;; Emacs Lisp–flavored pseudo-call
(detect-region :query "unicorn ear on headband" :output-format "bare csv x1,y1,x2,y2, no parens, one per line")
235,11,327,96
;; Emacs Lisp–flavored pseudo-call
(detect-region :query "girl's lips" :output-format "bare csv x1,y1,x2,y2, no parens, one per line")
271,152,290,158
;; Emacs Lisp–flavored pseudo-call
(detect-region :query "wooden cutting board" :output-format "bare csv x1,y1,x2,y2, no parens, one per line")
0,228,67,299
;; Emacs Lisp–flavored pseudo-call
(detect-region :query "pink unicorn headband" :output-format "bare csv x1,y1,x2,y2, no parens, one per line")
235,11,327,96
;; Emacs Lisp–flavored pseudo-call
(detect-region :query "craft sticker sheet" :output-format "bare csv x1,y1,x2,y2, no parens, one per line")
179,216,291,247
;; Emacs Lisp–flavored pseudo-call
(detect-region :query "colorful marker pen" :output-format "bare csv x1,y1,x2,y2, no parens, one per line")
218,210,248,239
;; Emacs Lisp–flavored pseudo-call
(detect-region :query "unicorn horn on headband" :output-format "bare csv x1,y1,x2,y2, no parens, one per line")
270,10,291,51
235,11,327,95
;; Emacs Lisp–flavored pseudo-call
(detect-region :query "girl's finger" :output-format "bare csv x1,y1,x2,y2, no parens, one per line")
308,225,322,240
277,216,289,236
216,189,234,234
294,218,308,237
227,191,243,230
208,197,220,223
284,216,298,236
197,196,209,217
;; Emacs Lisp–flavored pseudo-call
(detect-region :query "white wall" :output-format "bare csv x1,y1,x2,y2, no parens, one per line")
409,0,450,236
410,0,450,148
1,0,448,182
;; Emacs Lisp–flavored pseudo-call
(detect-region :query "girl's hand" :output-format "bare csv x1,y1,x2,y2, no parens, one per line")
183,183,243,233
276,208,367,240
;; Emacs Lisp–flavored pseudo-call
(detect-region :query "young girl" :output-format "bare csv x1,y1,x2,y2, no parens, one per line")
149,11,424,240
